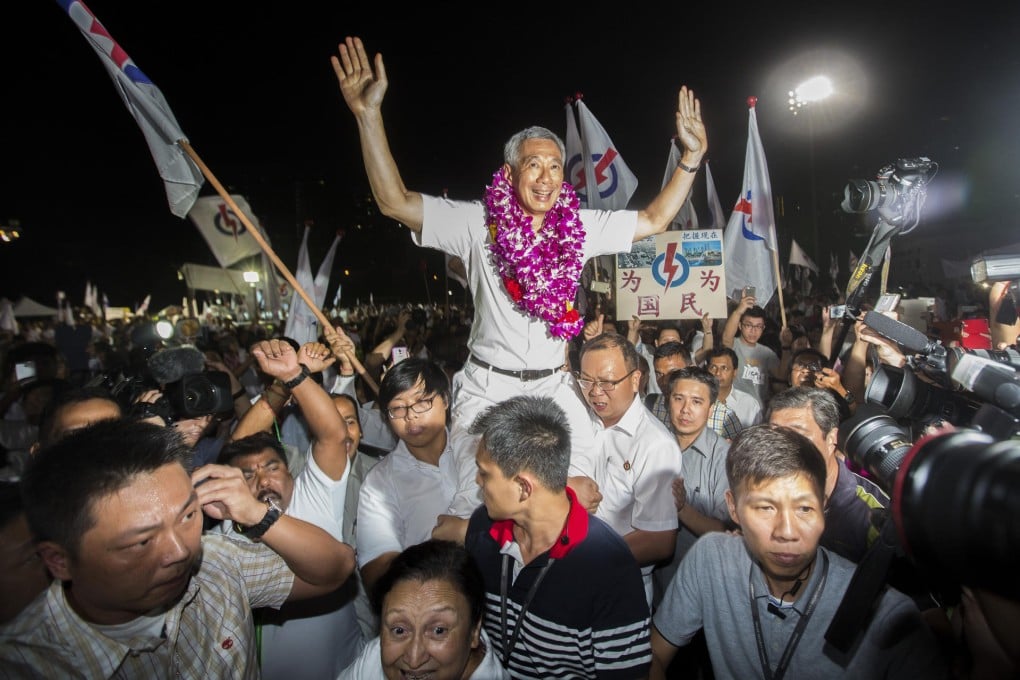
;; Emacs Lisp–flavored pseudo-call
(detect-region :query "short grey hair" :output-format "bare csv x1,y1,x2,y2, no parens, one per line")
503,126,566,170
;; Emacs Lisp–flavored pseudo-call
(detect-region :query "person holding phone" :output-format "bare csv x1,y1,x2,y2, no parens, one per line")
721,294,793,409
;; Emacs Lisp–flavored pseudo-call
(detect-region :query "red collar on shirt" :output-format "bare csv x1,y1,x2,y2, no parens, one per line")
488,486,589,559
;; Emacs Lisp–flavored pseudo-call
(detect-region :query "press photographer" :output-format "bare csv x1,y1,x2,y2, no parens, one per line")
120,345,246,465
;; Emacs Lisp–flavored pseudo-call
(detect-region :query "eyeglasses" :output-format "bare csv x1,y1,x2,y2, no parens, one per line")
387,396,437,419
740,322,765,331
575,369,637,393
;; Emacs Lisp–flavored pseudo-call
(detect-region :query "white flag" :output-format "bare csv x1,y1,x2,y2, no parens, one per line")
446,253,468,289
661,140,698,230
722,103,778,304
567,99,638,209
188,195,263,268
705,161,727,229
283,227,341,346
790,239,819,273
135,294,151,316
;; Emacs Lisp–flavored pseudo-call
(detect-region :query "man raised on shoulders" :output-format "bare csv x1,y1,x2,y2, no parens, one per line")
332,36,707,521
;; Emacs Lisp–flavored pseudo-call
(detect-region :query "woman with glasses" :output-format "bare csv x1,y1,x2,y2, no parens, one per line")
356,358,462,602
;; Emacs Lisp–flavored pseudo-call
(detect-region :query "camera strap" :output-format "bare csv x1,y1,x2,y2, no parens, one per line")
823,518,899,653
750,551,829,680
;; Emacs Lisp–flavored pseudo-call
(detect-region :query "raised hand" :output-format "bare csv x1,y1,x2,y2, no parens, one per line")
298,342,336,374
251,339,302,382
676,86,707,160
331,36,387,117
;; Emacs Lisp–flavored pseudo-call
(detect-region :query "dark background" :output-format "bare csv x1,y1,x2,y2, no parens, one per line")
3,2,1018,311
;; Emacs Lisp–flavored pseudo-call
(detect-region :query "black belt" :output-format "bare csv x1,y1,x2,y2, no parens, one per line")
468,355,561,382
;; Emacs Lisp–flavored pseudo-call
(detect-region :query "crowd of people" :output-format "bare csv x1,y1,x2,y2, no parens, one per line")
0,34,1017,680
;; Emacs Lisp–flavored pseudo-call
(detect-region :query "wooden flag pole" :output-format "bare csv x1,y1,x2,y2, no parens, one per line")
771,244,787,328
179,141,379,395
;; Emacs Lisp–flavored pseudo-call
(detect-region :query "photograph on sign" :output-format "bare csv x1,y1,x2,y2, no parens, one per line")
616,230,728,321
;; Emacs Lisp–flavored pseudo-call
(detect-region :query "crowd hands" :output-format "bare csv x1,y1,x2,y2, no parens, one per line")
1,32,1017,680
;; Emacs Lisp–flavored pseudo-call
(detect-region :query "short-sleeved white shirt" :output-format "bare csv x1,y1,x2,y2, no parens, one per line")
356,433,458,568
415,195,637,370
589,394,682,601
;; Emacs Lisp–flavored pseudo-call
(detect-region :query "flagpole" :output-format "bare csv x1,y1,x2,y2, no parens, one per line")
179,140,379,396
772,245,787,328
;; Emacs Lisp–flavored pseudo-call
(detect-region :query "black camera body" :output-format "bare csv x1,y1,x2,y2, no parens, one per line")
163,371,235,419
842,157,934,214
102,369,235,425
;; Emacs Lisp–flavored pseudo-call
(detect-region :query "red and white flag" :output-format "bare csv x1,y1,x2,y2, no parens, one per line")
187,195,263,268
722,99,778,304
57,0,203,217
565,97,638,209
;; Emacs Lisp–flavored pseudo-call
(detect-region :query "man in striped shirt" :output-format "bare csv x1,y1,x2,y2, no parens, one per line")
464,395,651,679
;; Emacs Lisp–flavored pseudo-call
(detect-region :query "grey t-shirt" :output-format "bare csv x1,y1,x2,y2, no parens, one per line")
653,533,949,680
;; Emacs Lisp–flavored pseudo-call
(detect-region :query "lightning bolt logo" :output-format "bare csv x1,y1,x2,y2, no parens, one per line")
663,241,680,291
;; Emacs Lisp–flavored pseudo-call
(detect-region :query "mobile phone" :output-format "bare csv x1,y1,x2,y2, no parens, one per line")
875,293,901,313
14,361,36,382
743,286,756,299
391,346,409,365
829,305,847,319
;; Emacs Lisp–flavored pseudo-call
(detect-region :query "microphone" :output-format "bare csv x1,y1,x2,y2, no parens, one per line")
862,311,940,355
766,602,787,619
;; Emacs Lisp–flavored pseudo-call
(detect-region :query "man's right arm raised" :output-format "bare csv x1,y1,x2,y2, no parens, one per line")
331,36,424,232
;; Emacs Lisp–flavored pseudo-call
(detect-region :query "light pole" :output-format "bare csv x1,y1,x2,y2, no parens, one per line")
788,76,833,265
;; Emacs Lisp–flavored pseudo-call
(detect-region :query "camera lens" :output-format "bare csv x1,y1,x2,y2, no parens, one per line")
838,404,913,491
894,429,1020,600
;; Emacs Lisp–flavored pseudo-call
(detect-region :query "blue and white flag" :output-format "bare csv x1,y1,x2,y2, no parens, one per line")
565,97,638,209
722,100,778,304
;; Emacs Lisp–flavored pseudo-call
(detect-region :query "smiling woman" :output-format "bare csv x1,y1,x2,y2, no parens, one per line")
338,539,510,680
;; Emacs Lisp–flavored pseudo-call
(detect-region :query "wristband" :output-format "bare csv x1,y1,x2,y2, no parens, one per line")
678,160,700,173
283,364,311,389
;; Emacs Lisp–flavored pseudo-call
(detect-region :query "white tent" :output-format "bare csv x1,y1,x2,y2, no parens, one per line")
12,296,60,318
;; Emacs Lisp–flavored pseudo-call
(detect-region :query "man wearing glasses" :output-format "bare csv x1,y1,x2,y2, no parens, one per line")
355,358,462,595
577,333,681,607
720,294,793,407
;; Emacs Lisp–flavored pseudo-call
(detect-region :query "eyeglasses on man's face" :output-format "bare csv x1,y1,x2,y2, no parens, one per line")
740,322,765,331
574,369,637,393
387,396,437,419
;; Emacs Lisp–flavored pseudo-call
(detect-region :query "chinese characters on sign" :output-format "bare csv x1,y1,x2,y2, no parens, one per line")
616,230,728,320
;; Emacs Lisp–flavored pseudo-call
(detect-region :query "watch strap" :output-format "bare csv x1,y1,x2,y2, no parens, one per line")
283,364,311,390
236,501,283,540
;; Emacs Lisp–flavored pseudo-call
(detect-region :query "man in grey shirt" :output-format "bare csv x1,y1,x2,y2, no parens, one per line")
650,424,949,680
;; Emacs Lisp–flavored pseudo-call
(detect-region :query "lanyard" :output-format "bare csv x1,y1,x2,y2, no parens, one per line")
749,552,829,680
499,552,556,666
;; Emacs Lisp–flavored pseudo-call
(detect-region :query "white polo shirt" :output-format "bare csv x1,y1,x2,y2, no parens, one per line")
356,433,458,568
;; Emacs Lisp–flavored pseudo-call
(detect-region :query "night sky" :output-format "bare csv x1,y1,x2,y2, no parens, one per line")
3,2,1019,312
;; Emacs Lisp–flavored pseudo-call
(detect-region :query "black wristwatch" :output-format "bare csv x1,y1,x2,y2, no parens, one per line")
234,498,283,540
842,390,856,406
283,364,311,390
